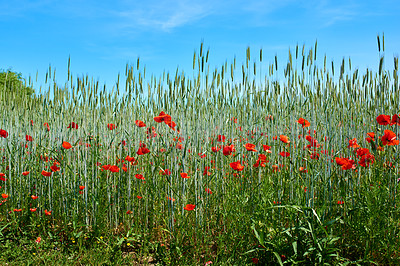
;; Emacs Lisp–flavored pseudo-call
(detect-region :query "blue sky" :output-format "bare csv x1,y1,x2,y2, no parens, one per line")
1,0,399,92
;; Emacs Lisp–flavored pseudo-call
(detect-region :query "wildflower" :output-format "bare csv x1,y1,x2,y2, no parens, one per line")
30,208,37,212
44,209,52,216
35,237,42,244
381,130,399,146
376,114,391,125
184,204,195,211
348,138,360,148
154,111,172,123
244,143,257,152
262,145,272,153
1,193,8,199
335,157,356,170
126,210,133,214
280,151,290,157
31,195,38,200
160,169,171,175
217,135,226,142
26,135,33,141
13,209,22,212
67,122,78,129
205,188,212,194
41,170,52,177
0,173,7,181
137,147,150,155
212,146,221,152
135,120,146,127
180,172,190,179
44,123,50,131
230,161,245,171
79,186,85,190
279,135,290,144
109,165,120,173
62,141,72,149
136,196,143,199
297,118,310,128
390,114,400,126
0,129,8,138
223,145,235,156
22,171,30,176
107,123,116,130
135,174,145,180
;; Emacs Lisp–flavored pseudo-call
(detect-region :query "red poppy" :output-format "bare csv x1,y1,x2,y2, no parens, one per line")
180,173,190,178
44,209,52,216
135,120,146,127
50,164,60,172
125,155,135,162
381,130,399,146
30,208,37,212
102,164,111,171
356,148,370,158
0,173,7,182
166,121,176,131
167,196,176,201
262,145,272,153
67,122,78,129
44,122,50,131
335,157,356,170
212,146,221,152
245,143,257,152
109,165,120,173
107,123,116,130
184,204,195,211
299,167,308,173
1,193,8,199
348,138,360,148
337,200,344,205
154,111,172,123
223,145,235,156
62,141,72,149
135,174,145,180
376,115,391,125
41,170,52,177
26,135,33,141
22,171,30,176
297,118,311,128
31,195,38,200
79,186,85,190
14,209,22,212
136,195,143,199
390,114,400,126
0,129,8,138
359,153,375,167
217,135,226,142
230,161,245,171
280,151,290,157
160,169,171,175
137,147,150,155
126,210,133,214
279,135,290,144
205,188,212,194
310,152,319,160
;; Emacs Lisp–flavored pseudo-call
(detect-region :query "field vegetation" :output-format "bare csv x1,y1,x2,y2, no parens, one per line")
0,36,400,265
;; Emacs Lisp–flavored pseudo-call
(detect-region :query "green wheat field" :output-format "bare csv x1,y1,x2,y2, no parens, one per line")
1,37,399,265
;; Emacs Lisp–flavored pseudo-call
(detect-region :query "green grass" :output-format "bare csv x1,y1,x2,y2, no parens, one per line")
1,38,400,265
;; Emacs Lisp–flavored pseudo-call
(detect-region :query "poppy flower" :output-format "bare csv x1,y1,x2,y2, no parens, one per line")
184,204,195,211
310,152,319,160
299,167,308,173
180,173,190,178
31,195,38,200
135,120,146,127
348,138,360,148
102,164,111,171
154,111,172,123
279,135,290,144
297,118,311,128
230,161,245,171
107,123,116,130
1,193,8,199
223,145,235,156
166,121,176,130
35,237,42,243
376,115,391,125
50,164,60,172
137,147,150,155
205,188,212,194
41,170,52,177
262,145,272,153
62,141,72,149
359,153,375,167
67,122,78,129
44,122,50,131
79,186,85,190
44,209,52,216
337,200,344,205
136,195,143,199
160,169,171,175
390,114,400,126
30,208,37,212
217,135,226,142
381,130,399,146
125,155,135,162
167,196,176,201
0,173,7,182
280,151,290,157
212,146,221,152
26,135,33,141
22,171,30,176
14,209,22,212
335,157,356,170
0,129,8,138
356,148,370,158
135,174,145,180
126,210,133,214
109,165,120,173
245,143,257,152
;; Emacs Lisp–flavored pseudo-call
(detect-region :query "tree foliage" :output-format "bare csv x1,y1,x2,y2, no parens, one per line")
0,68,35,99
